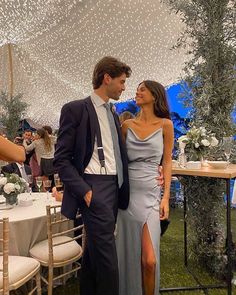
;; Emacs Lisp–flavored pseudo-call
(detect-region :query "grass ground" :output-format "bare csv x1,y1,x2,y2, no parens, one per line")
47,207,236,295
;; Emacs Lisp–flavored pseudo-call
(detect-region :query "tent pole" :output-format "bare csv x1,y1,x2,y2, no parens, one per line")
7,43,13,98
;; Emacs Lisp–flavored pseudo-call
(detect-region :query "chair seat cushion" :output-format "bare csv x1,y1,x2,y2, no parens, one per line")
29,236,82,264
0,256,40,289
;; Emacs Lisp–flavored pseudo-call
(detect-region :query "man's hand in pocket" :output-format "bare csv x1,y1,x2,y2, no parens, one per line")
84,190,93,207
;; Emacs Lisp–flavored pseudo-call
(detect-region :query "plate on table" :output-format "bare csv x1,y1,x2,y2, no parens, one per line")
0,202,13,210
19,192,39,202
207,161,228,169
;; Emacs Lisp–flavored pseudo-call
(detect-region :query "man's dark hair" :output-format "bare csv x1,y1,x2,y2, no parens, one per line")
24,129,32,134
92,56,132,89
14,136,24,145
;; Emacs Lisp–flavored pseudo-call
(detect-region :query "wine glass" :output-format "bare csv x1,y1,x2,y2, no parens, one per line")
223,137,233,168
27,175,33,197
54,173,59,181
43,179,52,203
36,176,42,192
54,176,63,192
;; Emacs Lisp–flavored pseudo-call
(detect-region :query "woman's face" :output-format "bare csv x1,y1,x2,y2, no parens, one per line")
135,83,154,106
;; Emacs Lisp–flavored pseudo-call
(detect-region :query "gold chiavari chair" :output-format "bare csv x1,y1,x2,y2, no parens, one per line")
29,205,84,295
0,218,41,295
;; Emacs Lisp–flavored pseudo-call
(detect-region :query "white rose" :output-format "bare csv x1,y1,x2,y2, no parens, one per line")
0,177,7,186
195,142,200,148
14,183,21,191
179,141,186,149
201,139,210,146
210,137,218,147
200,127,206,135
3,183,15,194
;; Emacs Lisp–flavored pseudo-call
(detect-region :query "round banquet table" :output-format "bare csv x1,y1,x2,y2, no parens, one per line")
0,192,62,256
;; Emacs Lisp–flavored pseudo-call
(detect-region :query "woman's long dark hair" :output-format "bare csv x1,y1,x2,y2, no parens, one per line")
37,128,52,152
141,80,171,119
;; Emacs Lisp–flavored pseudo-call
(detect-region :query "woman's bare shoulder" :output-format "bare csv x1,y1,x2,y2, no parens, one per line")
163,118,173,128
162,119,174,138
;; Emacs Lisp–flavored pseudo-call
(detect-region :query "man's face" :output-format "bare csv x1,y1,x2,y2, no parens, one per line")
23,131,32,141
106,73,127,101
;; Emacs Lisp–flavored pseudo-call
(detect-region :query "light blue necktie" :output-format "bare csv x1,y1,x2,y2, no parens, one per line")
104,103,123,187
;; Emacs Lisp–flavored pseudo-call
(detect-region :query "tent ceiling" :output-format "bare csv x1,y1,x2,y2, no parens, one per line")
0,0,188,128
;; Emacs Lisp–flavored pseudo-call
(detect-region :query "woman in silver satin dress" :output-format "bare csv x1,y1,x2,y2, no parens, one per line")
116,80,174,295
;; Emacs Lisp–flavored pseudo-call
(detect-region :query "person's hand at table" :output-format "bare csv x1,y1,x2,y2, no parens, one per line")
52,187,63,202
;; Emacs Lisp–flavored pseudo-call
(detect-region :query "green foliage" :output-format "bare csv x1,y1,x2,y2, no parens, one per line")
164,0,236,139
0,92,28,140
164,0,235,277
181,176,227,277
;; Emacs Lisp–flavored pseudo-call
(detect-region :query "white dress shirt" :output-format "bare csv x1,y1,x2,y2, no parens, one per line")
16,162,29,182
84,93,117,175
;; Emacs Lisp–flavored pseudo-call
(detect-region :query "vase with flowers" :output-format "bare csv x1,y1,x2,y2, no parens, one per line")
177,126,219,162
0,173,27,205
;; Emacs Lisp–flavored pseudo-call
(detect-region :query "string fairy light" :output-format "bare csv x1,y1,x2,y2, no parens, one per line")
0,0,189,127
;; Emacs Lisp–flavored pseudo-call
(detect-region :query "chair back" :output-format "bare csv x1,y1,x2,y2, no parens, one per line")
0,218,9,295
46,205,84,266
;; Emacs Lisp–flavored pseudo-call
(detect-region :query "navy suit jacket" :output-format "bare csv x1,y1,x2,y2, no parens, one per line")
53,96,130,219
1,162,31,176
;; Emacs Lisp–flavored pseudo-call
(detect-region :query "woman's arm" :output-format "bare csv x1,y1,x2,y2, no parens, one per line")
0,136,26,162
23,139,36,152
160,119,174,220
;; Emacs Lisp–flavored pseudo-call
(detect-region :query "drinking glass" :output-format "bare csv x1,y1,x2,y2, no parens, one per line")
43,179,52,203
177,148,187,168
36,176,42,192
223,136,233,168
27,175,33,197
54,175,63,192
54,173,59,181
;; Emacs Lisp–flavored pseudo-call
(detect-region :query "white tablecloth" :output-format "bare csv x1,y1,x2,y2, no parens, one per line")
0,192,62,256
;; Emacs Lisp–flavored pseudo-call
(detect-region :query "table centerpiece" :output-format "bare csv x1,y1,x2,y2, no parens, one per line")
0,173,27,205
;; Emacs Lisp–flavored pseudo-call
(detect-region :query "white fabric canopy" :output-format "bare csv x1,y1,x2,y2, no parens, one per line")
0,0,188,127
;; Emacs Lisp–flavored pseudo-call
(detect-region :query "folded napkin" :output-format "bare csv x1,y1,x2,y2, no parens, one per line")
231,180,236,204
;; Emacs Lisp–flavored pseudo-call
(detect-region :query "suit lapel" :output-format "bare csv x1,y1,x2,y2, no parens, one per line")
85,96,97,149
12,163,21,176
113,112,122,143
111,107,128,165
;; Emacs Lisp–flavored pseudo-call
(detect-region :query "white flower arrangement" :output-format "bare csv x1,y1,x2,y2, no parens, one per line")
0,173,27,197
177,126,219,160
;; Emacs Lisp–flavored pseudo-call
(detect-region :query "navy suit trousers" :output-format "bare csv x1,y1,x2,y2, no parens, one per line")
80,174,119,295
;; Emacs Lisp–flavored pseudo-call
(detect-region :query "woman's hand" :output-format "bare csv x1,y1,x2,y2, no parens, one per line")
156,166,164,186
160,198,169,220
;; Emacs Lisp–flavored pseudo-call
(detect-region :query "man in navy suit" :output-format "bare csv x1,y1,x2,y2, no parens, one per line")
54,56,131,295
1,161,35,192
1,162,31,180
